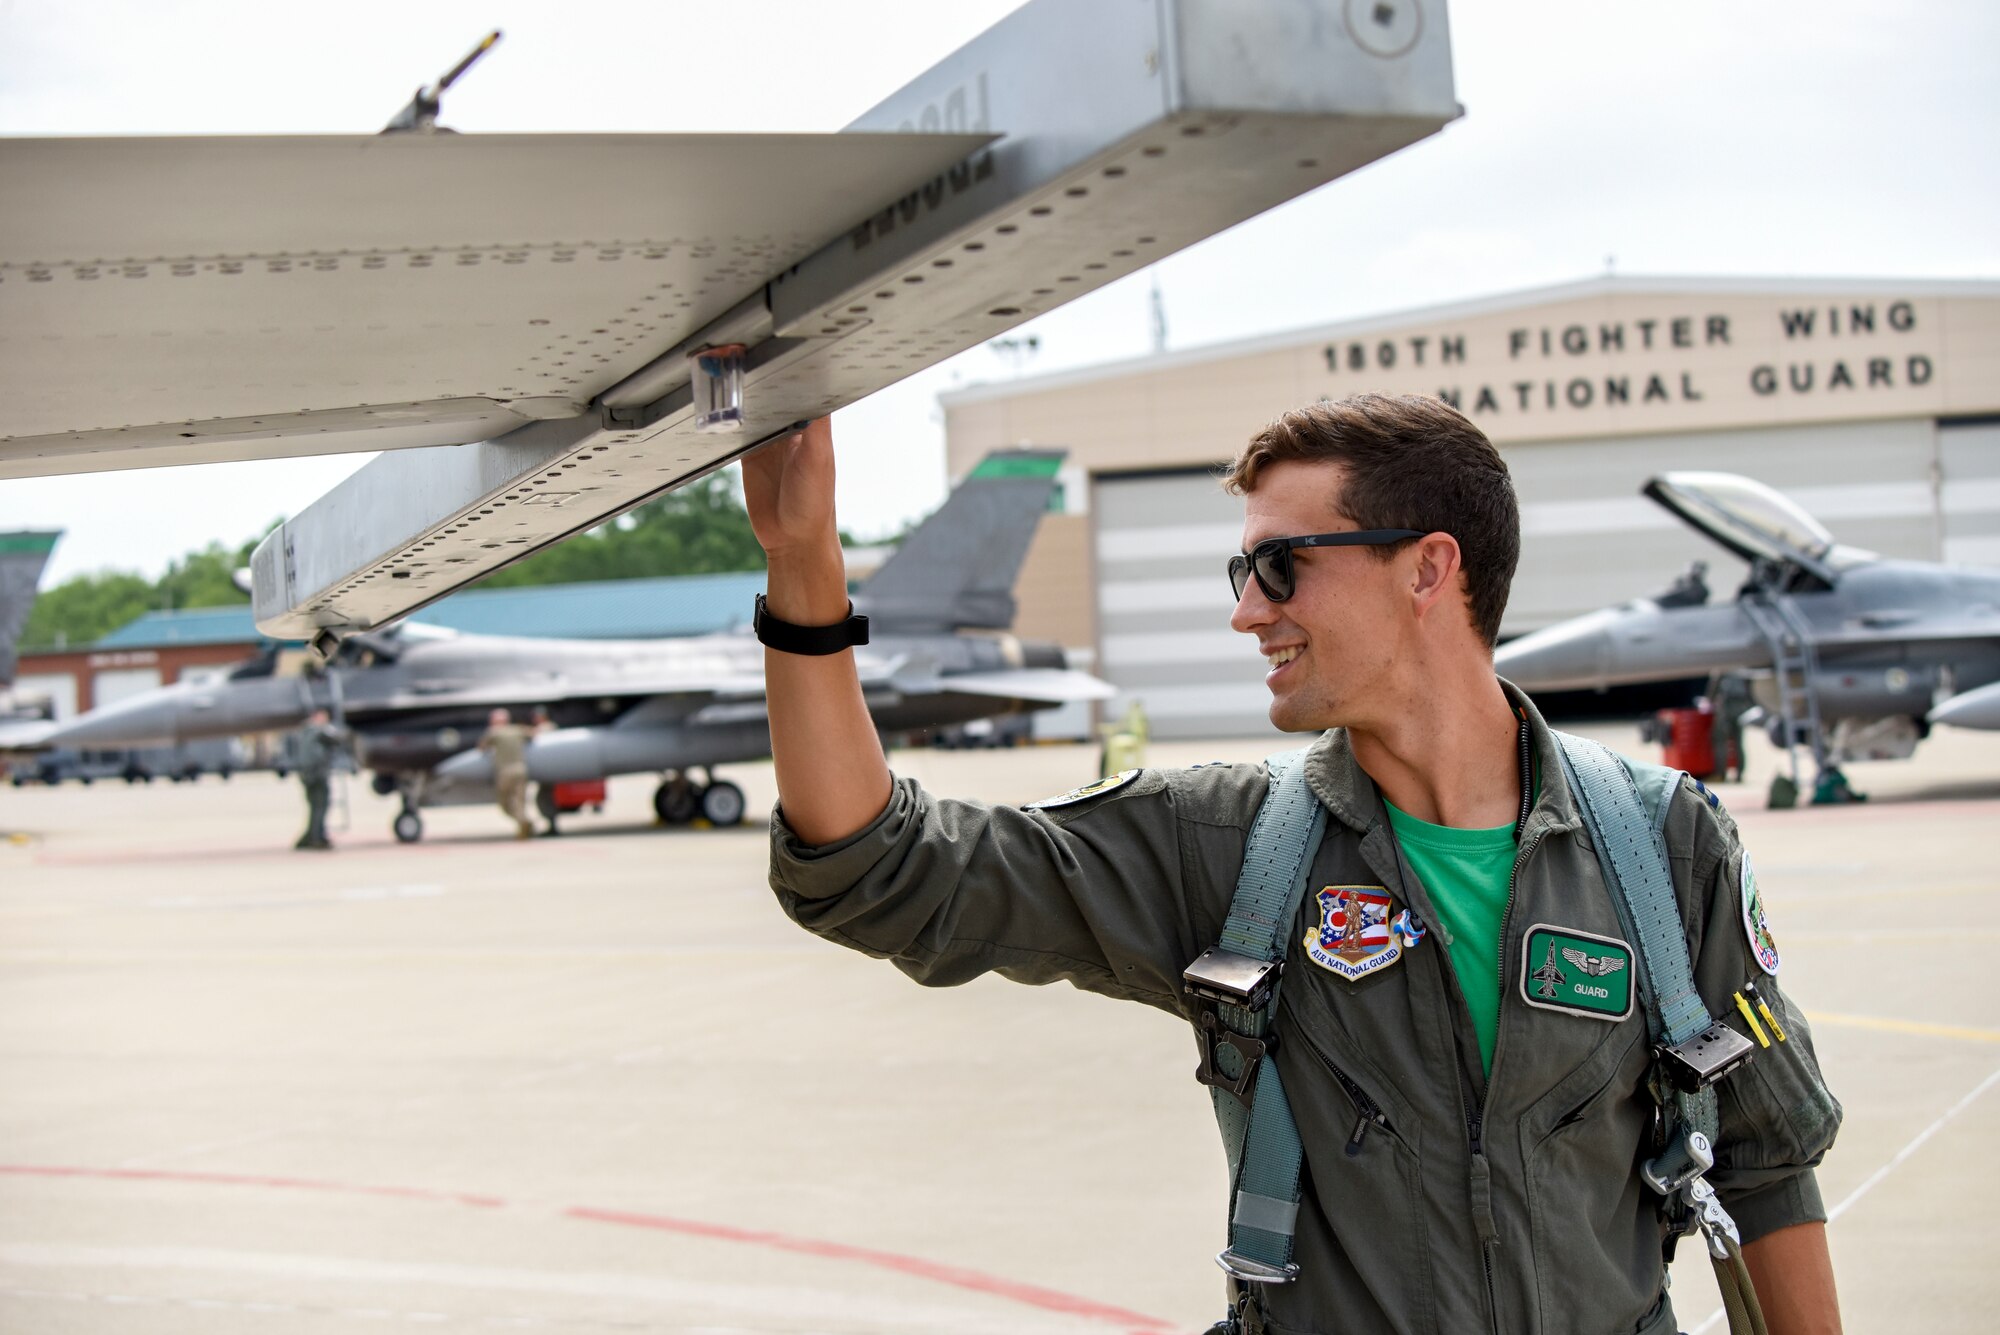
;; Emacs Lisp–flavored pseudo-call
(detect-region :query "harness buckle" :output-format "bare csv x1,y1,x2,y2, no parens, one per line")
1641,1127,1715,1198
1215,1249,1301,1285
1684,1176,1744,1260
1184,947,1282,1011
1193,1009,1273,1108
1656,1021,1757,1094
1641,1128,1743,1259
1185,948,1283,1108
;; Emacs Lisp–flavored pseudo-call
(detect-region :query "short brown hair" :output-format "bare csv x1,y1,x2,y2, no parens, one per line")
1223,394,1519,646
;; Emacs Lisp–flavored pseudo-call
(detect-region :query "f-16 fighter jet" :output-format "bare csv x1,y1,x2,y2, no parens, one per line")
26,451,1110,842
1496,471,2000,805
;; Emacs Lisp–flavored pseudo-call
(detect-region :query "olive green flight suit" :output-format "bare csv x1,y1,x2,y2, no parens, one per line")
768,689,1839,1335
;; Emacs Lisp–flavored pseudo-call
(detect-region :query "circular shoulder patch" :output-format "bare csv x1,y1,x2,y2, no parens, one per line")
1026,769,1141,810
1740,853,1781,976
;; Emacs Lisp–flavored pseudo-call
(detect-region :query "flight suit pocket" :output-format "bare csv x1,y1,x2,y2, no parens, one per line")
1261,1008,1438,1335
1522,1033,1664,1335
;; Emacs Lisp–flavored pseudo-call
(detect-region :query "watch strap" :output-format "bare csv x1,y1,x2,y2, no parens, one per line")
754,593,869,655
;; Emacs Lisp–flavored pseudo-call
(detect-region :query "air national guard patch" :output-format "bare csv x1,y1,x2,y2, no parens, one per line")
1519,924,1635,1022
1304,886,1402,981
1026,769,1140,809
1740,853,1781,976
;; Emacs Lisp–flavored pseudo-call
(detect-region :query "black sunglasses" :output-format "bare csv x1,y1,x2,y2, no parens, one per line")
1227,530,1426,602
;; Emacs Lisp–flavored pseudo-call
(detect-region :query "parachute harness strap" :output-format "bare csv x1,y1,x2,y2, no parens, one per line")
1202,748,1326,1288
1556,733,1766,1335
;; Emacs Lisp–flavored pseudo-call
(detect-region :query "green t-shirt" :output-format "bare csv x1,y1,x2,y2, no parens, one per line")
1382,802,1517,1076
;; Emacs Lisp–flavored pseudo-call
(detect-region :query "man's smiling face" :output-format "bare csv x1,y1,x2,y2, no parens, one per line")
1228,458,1412,733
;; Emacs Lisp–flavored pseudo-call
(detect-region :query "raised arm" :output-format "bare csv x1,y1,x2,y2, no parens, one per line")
741,418,894,845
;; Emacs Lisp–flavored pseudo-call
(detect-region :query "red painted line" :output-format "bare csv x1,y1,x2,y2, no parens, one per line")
0,1164,1176,1331
565,1205,1172,1328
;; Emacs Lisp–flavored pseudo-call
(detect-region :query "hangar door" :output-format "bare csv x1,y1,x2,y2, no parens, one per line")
1503,418,1942,633
13,673,76,721
1094,470,1277,740
1092,418,1946,738
1940,418,2000,567
92,667,162,710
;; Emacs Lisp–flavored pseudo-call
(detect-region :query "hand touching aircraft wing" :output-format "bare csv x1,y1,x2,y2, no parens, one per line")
0,0,1460,647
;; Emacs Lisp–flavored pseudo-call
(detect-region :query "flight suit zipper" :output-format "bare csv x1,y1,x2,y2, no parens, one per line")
1294,1018,1395,1154
1469,820,1552,1335
1418,819,1550,1335
1377,722,1539,1335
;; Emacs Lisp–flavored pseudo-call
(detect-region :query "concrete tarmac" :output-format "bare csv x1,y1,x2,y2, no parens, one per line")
1,723,1995,1333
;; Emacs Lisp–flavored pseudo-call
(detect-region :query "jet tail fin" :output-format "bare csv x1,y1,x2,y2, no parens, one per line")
856,450,1065,634
0,531,60,686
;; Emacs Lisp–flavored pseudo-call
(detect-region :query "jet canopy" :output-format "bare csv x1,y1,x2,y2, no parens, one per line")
1643,471,1844,582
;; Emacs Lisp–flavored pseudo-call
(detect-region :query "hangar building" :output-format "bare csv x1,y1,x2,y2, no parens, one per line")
942,276,2000,738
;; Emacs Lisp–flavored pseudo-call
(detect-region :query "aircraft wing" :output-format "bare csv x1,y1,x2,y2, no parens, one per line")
363,651,924,718
163,0,1451,643
368,673,773,716
916,667,1118,705
1,131,990,481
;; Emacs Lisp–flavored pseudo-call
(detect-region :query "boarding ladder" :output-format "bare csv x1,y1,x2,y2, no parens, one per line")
1739,588,1826,787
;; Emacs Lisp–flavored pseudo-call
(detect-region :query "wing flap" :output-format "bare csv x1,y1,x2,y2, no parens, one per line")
0,132,992,477
922,668,1118,705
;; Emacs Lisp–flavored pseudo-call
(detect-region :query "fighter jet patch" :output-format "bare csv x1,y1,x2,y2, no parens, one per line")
1519,924,1635,1021
1027,769,1141,809
1740,853,1780,976
1304,886,1403,981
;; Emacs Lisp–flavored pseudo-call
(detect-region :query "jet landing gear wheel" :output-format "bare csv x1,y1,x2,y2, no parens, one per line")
392,808,424,844
699,779,746,827
653,775,698,825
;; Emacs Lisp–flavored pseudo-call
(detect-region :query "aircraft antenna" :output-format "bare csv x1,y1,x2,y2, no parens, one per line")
382,30,503,135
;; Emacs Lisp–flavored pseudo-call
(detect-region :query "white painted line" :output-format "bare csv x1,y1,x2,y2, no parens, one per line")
1827,1063,2000,1223
1690,1061,2000,1334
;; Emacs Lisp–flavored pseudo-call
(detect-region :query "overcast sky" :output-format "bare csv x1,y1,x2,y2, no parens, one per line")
3,0,1996,584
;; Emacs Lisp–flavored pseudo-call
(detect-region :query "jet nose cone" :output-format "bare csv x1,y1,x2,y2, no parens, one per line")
51,684,198,748
1930,680,2000,730
433,749,493,783
1494,611,1621,692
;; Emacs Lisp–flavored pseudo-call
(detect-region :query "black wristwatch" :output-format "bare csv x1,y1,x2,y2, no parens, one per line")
753,593,870,655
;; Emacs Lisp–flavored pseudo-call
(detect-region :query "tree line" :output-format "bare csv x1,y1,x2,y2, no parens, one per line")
21,473,851,652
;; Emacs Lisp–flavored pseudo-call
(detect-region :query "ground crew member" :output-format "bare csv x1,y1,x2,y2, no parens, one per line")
479,707,535,839
744,403,1842,1334
528,707,561,836
1711,671,1754,782
291,708,340,850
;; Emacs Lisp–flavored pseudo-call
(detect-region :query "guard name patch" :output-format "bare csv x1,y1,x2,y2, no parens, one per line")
1026,769,1140,809
1520,924,1635,1022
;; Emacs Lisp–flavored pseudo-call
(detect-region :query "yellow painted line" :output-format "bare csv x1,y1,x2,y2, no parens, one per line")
1783,927,2000,943
1806,1010,2000,1046
1796,882,1997,904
